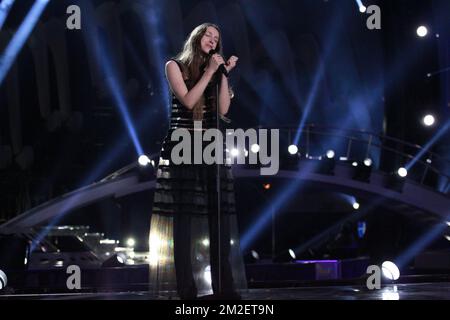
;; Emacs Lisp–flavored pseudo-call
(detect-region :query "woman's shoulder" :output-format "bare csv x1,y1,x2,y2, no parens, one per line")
166,59,184,70
166,59,189,81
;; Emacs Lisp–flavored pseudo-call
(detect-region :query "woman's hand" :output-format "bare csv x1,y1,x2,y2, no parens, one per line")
225,55,238,73
206,53,225,74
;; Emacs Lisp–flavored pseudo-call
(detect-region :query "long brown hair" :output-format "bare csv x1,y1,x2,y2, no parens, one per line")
175,23,223,120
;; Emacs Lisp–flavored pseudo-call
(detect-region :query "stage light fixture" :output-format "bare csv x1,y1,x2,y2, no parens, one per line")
397,167,408,178
0,269,6,290
137,156,155,182
126,238,135,247
417,26,428,37
356,0,366,13
274,248,296,263
250,144,260,153
230,148,239,157
326,150,335,159
423,115,435,127
288,145,298,155
352,160,372,182
101,253,126,268
382,261,400,281
138,155,151,166
244,250,260,264
353,202,360,210
289,249,296,259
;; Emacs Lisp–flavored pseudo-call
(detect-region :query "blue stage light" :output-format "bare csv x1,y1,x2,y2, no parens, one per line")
0,0,15,30
406,121,449,172
0,0,50,85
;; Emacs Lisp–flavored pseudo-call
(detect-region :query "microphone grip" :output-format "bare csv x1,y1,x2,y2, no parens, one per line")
209,50,229,77
219,64,229,77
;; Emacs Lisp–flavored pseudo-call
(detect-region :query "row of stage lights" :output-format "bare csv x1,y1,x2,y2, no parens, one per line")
136,146,410,178
287,145,409,178
133,112,438,175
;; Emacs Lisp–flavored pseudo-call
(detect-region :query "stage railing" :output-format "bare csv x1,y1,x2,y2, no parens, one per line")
238,124,450,195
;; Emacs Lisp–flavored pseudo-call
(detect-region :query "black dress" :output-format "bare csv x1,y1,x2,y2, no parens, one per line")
149,60,247,299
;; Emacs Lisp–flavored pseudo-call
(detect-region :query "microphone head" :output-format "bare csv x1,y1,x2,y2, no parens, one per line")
208,49,216,55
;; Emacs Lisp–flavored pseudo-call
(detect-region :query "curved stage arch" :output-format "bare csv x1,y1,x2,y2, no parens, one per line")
1,160,448,234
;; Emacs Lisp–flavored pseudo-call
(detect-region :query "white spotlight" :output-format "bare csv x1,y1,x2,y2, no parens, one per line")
202,238,210,247
382,261,400,281
364,158,372,167
423,115,435,127
0,270,7,290
353,202,360,210
352,162,358,167
397,167,408,178
326,150,335,159
446,221,450,227
445,235,450,242
356,0,366,13
244,149,249,157
230,148,239,157
138,155,151,166
251,144,260,153
417,26,428,37
117,254,125,264
251,250,260,260
126,238,136,247
288,249,296,260
288,145,298,155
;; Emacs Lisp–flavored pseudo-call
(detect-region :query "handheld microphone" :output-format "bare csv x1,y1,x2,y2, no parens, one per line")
208,49,229,77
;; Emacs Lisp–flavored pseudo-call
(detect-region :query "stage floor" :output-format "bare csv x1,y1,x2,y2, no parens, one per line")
1,282,450,300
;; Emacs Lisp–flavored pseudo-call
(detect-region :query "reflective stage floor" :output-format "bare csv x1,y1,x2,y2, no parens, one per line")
1,282,450,300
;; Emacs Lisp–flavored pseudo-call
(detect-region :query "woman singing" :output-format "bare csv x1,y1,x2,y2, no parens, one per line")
149,23,247,300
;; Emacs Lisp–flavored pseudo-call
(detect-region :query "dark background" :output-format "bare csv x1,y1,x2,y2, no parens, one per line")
0,0,449,261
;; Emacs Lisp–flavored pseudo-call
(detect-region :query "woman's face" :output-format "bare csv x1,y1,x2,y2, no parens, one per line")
200,26,220,54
